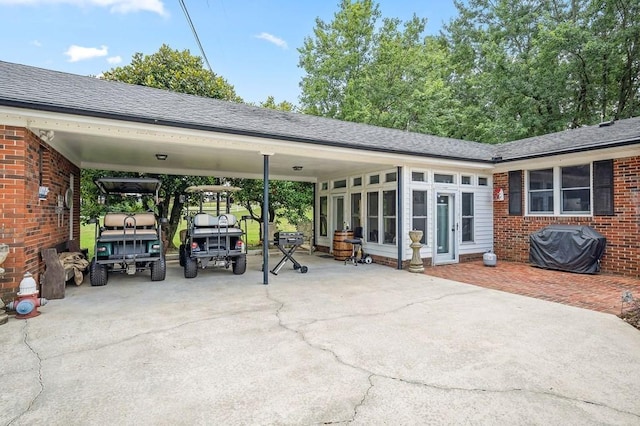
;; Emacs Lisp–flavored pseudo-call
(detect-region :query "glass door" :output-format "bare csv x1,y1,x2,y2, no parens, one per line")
435,193,457,264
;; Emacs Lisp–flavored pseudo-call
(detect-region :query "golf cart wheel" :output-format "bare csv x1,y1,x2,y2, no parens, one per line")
184,256,198,279
300,266,308,274
178,244,186,267
89,258,108,286
232,254,247,275
151,256,166,281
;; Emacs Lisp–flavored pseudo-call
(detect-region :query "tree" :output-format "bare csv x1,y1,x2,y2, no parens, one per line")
260,96,296,112
298,0,381,119
229,179,313,239
82,45,241,249
101,44,242,102
444,0,640,141
298,1,463,138
231,97,313,238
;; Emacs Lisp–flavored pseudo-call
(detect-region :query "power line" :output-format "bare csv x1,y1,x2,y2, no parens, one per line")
179,0,214,73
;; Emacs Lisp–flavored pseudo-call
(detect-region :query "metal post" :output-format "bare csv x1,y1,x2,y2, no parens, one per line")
262,154,270,285
397,166,403,270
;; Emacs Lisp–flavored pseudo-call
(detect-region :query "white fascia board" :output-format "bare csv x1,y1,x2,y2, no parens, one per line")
493,144,640,173
1,106,493,171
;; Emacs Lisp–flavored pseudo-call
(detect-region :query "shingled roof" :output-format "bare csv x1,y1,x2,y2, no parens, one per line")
0,61,494,163
0,60,638,164
495,116,640,162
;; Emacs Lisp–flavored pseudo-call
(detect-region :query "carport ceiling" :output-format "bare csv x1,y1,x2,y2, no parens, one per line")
17,111,443,181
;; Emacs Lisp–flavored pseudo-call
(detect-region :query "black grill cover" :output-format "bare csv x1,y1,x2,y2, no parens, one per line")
529,225,606,274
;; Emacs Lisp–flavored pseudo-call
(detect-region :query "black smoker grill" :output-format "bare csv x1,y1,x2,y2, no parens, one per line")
271,232,308,275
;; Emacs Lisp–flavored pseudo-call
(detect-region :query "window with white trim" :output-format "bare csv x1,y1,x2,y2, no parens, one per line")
367,192,379,242
333,179,347,189
526,163,602,215
351,193,362,230
412,190,427,243
434,173,455,184
528,168,554,213
382,190,396,244
319,196,328,236
461,192,474,242
412,171,426,182
561,165,590,213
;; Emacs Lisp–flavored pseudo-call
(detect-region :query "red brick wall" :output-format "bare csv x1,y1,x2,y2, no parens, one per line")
0,126,80,300
493,155,640,278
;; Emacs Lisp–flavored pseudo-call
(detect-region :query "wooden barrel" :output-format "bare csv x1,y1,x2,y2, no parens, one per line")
333,230,354,260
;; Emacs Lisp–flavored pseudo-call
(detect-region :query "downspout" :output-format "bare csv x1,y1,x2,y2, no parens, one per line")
312,183,317,252
397,166,403,270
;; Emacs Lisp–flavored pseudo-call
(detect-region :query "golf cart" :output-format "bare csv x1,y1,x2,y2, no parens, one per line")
179,185,247,278
88,177,167,286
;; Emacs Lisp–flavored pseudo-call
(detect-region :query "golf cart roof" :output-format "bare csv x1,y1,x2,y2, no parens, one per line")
184,185,241,193
95,177,162,195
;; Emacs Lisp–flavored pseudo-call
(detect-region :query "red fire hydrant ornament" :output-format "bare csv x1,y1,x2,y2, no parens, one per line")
7,272,48,319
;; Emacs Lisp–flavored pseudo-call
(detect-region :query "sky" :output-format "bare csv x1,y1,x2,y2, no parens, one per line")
0,0,460,105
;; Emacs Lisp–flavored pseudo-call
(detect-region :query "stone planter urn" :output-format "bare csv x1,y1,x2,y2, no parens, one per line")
408,230,424,273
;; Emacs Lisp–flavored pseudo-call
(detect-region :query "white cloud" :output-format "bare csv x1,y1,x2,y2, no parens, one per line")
0,0,167,16
30,40,42,47
64,44,108,62
107,55,122,64
255,32,288,49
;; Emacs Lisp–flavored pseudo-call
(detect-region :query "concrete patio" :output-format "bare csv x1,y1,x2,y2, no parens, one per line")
2,253,639,425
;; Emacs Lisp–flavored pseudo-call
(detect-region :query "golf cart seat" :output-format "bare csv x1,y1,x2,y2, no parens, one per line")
192,213,241,236
100,213,159,240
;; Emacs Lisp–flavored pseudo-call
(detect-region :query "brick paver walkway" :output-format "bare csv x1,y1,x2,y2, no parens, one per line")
425,261,640,316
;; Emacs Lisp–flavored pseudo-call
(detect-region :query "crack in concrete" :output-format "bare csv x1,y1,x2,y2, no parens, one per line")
45,305,272,360
296,289,483,328
380,376,640,419
266,289,375,425
7,321,45,426
266,289,640,423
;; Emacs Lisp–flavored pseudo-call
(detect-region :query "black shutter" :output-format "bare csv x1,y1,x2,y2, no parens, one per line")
508,170,523,216
593,159,614,216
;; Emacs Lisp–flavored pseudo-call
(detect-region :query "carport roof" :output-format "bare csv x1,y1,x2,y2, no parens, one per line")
0,60,639,166
0,60,495,163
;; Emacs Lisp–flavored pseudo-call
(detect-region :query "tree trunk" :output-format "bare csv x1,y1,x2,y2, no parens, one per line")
164,192,184,250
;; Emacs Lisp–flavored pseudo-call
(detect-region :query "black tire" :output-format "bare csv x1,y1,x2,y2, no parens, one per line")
178,244,186,267
300,266,308,274
89,258,108,286
232,254,247,275
184,255,198,278
151,256,166,281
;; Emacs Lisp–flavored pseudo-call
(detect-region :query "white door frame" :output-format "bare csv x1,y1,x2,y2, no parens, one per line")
433,191,459,265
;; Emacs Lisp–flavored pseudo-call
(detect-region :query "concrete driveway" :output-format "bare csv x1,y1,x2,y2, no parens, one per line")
2,253,639,425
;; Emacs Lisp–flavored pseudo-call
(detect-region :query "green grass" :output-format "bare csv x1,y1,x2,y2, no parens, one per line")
80,205,297,258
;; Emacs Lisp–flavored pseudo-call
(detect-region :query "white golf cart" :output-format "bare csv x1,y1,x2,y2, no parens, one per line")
179,185,247,278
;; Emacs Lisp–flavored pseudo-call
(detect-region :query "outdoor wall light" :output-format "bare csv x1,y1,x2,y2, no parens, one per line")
155,153,168,161
292,165,303,171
